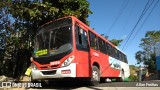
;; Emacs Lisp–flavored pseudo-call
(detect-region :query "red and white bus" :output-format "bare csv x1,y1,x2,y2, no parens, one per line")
30,16,130,85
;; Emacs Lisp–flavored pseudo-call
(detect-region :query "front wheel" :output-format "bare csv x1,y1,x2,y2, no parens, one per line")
90,66,100,86
29,75,39,83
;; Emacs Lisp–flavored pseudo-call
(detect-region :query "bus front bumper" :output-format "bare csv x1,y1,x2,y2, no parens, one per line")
31,63,76,80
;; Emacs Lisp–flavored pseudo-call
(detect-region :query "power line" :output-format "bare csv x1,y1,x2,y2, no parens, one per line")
119,1,137,40
123,0,155,49
106,0,129,36
122,0,153,50
126,0,159,49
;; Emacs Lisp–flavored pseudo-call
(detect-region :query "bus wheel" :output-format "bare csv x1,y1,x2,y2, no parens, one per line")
90,66,100,86
119,70,125,82
29,75,38,83
116,70,125,82
121,70,125,81
29,75,34,82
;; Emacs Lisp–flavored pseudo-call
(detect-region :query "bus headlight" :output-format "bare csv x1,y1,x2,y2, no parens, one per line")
31,63,38,70
61,55,74,67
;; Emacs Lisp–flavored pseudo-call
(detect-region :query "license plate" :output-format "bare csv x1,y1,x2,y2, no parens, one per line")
25,68,32,76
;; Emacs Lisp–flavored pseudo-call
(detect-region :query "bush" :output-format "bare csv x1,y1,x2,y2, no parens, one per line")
129,75,138,81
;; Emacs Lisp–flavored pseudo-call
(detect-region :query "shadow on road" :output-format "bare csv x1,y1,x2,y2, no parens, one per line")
26,79,160,89
31,79,92,89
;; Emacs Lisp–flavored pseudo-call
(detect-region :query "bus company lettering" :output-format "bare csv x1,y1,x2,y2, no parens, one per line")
93,52,99,57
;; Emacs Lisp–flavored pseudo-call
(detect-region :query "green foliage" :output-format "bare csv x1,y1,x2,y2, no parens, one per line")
100,34,122,46
140,31,160,54
129,75,138,81
135,51,145,64
0,0,92,52
52,0,92,25
0,0,92,77
135,31,160,73
109,39,123,46
129,65,139,81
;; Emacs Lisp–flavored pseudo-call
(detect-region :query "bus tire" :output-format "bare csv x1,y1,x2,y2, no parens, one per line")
90,66,100,86
117,70,125,82
29,76,34,82
121,70,125,81
29,75,38,83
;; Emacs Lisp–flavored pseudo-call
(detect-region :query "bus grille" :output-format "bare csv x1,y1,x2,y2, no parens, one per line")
41,70,56,75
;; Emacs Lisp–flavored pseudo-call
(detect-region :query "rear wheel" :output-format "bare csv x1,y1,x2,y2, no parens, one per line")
90,66,100,86
117,70,125,82
121,70,125,81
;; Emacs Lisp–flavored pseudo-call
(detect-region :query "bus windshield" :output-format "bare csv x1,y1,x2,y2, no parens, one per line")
34,25,72,57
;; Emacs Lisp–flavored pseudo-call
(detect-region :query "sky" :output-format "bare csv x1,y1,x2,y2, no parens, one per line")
88,0,160,65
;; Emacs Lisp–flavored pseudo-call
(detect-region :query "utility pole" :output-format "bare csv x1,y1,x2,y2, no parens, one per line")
139,65,143,81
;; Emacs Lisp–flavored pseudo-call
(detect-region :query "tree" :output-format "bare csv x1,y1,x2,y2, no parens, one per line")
0,0,92,77
129,65,138,81
135,31,160,73
109,39,123,46
100,34,123,46
6,0,92,48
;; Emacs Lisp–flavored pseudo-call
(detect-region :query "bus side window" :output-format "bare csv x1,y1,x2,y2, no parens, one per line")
89,31,98,50
98,37,107,54
75,25,89,51
117,50,119,60
124,55,128,63
122,54,125,62
110,46,114,58
118,51,121,60
113,48,116,58
107,44,112,56
120,53,123,61
105,42,108,55
115,49,118,59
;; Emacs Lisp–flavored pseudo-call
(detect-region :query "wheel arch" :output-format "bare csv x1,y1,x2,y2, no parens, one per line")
121,68,124,73
92,62,100,70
